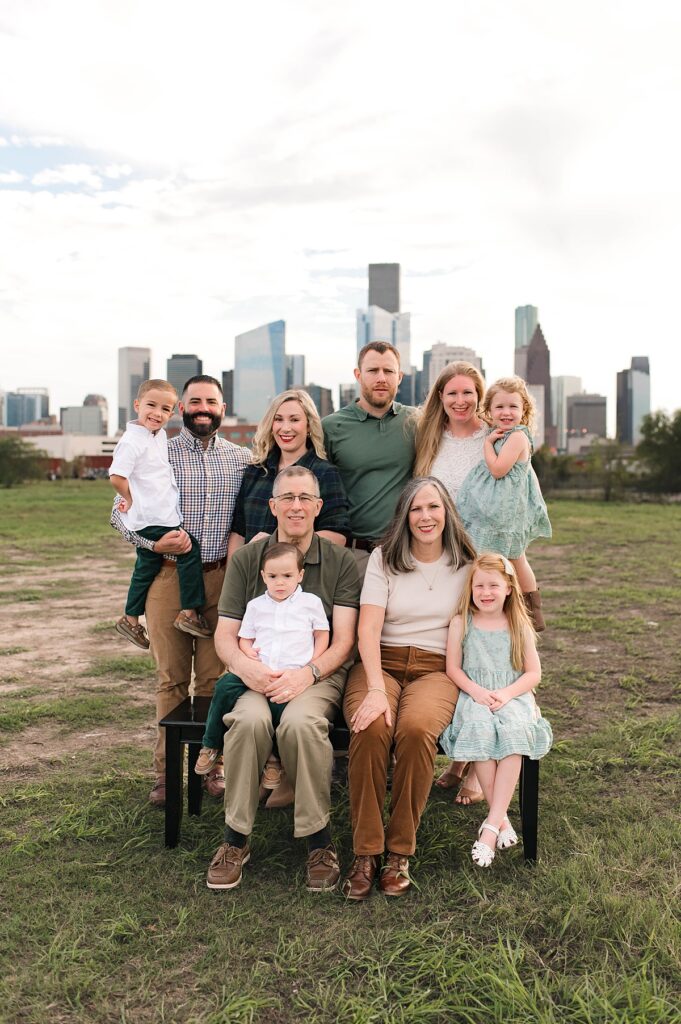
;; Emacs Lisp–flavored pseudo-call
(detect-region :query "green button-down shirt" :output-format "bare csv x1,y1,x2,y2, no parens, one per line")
322,401,416,541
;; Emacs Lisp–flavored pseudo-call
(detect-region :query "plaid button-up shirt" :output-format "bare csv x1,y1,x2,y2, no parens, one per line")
231,446,351,542
111,427,252,561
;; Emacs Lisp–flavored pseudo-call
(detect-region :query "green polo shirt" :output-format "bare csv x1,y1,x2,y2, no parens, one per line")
218,533,360,626
322,401,416,540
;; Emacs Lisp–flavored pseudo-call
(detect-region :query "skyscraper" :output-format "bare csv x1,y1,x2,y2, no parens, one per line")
567,393,607,437
286,354,306,389
368,263,400,313
118,347,151,429
515,305,538,349
234,320,286,422
167,354,203,397
84,394,108,436
515,325,555,449
4,388,50,427
221,370,234,415
356,307,411,367
616,357,651,445
303,384,334,417
422,343,484,393
551,376,582,451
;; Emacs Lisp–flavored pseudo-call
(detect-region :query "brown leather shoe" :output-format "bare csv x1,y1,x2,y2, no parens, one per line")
342,855,380,901
206,843,251,890
379,852,411,897
203,764,225,799
306,845,341,892
148,777,166,808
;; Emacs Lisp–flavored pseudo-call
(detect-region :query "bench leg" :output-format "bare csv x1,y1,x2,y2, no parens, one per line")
164,725,183,848
519,756,539,863
187,744,204,816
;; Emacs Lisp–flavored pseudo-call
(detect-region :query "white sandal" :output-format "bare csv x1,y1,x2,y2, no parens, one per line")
496,817,518,850
471,821,499,867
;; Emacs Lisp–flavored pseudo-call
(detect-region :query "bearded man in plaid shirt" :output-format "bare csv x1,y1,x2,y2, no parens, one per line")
111,375,251,806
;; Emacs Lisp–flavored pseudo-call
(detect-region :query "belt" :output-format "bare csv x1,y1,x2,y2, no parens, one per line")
163,556,227,572
350,537,377,553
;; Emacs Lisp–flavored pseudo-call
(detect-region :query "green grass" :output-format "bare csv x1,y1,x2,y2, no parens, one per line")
0,490,680,1022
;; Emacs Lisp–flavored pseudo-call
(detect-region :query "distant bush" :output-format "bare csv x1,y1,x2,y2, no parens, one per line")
0,436,48,488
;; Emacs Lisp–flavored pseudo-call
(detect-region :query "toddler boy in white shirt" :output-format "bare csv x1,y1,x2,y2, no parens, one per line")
109,378,211,649
195,542,329,787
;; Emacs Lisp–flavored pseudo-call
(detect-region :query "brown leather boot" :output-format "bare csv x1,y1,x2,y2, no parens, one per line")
523,590,546,632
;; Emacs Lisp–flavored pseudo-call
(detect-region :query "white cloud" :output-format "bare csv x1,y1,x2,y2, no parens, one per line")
0,0,679,430
32,164,103,188
0,170,24,183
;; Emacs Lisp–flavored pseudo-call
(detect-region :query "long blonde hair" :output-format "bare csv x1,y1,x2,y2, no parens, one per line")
481,376,536,435
457,553,535,670
414,362,486,476
251,390,326,467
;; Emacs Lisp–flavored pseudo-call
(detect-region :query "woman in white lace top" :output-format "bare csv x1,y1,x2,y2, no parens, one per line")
414,361,488,802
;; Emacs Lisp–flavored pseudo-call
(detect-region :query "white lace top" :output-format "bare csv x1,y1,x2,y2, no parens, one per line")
430,425,488,501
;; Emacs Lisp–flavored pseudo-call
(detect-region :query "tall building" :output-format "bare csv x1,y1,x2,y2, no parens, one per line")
616,357,651,445
221,370,234,415
118,347,150,429
369,263,400,313
527,385,546,448
567,393,607,438
84,394,108,436
515,305,538,350
60,405,105,435
4,388,49,427
167,354,202,397
286,354,306,389
422,344,484,394
356,307,411,367
551,376,582,451
234,320,286,422
515,325,555,448
357,262,411,366
303,384,334,418
338,383,356,409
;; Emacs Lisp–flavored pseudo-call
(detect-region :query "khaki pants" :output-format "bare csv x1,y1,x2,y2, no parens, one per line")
343,645,458,856
145,562,226,775
222,671,345,838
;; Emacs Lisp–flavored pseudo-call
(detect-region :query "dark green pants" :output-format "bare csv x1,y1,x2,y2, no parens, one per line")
125,525,204,616
202,671,288,748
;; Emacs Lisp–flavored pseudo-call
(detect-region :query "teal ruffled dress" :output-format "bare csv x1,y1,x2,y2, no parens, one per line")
439,621,552,761
456,426,551,558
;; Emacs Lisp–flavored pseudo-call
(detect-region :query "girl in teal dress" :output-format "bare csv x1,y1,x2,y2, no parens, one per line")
456,376,551,629
440,553,552,867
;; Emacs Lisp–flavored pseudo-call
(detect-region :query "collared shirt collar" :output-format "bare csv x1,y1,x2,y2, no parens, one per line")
178,426,220,452
350,399,399,422
264,584,303,607
266,531,321,565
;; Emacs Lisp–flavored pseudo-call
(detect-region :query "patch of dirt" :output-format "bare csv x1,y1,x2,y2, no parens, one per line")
0,722,155,779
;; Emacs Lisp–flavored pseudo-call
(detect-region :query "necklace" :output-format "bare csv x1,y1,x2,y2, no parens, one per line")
413,559,443,591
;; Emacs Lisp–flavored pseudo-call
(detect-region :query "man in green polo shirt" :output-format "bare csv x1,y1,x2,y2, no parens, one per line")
206,465,360,893
322,342,416,575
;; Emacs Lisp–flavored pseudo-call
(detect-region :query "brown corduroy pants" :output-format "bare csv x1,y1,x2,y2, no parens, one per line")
343,645,459,856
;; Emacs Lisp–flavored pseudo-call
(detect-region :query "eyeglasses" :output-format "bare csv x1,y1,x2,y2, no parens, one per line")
271,492,319,506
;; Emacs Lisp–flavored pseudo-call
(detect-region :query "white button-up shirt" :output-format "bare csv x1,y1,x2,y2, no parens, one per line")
238,586,329,670
109,422,181,532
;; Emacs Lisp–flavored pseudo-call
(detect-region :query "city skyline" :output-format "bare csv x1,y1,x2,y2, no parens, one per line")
1,4,679,437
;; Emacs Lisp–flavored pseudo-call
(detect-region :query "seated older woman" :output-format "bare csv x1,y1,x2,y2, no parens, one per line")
341,477,476,900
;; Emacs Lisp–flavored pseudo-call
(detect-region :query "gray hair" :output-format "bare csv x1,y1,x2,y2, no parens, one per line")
272,465,320,497
380,476,477,575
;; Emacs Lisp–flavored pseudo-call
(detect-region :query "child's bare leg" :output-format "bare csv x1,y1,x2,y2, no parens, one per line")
125,614,139,626
484,754,522,834
181,608,200,621
510,554,536,592
474,759,503,850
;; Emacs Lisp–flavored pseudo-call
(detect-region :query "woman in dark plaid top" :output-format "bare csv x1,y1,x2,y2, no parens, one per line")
228,390,351,556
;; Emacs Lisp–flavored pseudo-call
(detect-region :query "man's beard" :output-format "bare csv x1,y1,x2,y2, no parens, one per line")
360,385,395,411
182,410,223,436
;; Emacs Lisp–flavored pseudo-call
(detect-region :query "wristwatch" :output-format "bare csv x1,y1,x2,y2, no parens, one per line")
306,661,321,684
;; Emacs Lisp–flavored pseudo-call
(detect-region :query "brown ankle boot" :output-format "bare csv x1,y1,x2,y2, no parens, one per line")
523,590,546,632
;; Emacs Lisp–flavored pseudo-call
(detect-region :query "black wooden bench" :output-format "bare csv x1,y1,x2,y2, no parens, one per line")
159,695,539,861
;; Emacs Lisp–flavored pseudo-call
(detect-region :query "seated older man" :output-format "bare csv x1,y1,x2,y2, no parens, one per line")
207,465,360,892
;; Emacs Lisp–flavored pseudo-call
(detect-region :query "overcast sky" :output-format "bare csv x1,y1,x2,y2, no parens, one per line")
1,0,679,435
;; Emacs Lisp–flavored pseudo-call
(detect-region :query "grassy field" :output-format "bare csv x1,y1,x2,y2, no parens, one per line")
1,481,680,1024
